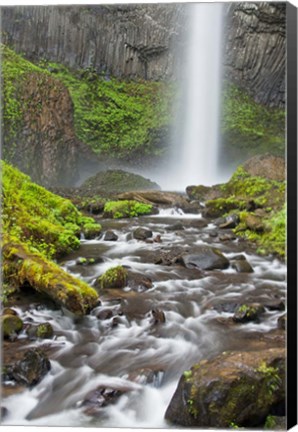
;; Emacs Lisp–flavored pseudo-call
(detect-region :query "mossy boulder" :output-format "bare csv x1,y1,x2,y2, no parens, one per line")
204,198,246,218
80,170,160,195
97,266,128,290
2,314,23,339
3,238,99,315
165,347,285,428
36,322,54,339
233,303,265,323
103,200,153,219
242,154,285,182
179,247,230,271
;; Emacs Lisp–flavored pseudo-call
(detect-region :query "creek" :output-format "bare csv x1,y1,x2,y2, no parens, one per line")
2,208,286,427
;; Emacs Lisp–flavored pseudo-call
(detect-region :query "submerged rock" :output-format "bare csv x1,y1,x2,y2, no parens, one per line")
179,246,229,271
127,271,153,292
150,309,166,325
10,348,51,387
80,385,130,417
165,347,285,428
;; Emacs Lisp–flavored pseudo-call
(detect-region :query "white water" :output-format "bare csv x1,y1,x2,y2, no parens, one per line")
160,3,225,191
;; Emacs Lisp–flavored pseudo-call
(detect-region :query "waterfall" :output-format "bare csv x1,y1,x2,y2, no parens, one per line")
160,3,224,191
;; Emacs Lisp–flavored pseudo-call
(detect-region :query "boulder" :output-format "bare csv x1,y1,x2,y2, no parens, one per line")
150,309,166,325
243,214,265,232
277,314,286,330
179,247,229,271
219,214,240,229
166,222,184,231
80,386,128,417
165,347,285,428
104,230,118,241
10,348,51,386
79,169,160,196
219,232,237,242
127,271,153,292
231,259,254,273
243,154,285,181
2,314,23,340
186,185,222,202
97,266,128,290
133,227,153,240
233,303,265,323
26,322,54,339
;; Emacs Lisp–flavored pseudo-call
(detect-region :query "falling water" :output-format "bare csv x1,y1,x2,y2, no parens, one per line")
160,3,224,191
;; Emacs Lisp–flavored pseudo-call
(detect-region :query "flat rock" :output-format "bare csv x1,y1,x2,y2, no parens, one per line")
179,247,229,271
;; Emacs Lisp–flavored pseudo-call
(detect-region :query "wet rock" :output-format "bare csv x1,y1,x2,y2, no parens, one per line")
191,219,208,229
230,254,246,260
97,266,128,290
150,309,166,325
231,259,254,273
218,232,237,242
2,307,18,316
219,214,239,229
104,230,118,241
165,347,285,428
264,415,286,430
210,302,239,313
133,227,153,240
85,201,105,215
2,314,23,340
154,246,186,266
182,200,203,214
11,348,51,386
96,308,114,320
233,303,265,323
26,322,54,339
153,234,162,243
80,386,127,417
208,229,218,238
127,368,163,386
166,222,184,231
127,271,153,292
179,246,229,271
1,406,9,420
264,300,285,311
186,184,221,202
277,314,286,330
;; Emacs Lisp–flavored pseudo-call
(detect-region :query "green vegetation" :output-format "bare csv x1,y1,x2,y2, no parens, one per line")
37,60,174,159
1,161,100,314
97,266,128,290
264,415,277,429
222,83,285,159
2,161,101,259
103,200,153,219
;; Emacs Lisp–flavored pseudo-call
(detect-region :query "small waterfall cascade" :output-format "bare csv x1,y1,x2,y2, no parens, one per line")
161,3,224,191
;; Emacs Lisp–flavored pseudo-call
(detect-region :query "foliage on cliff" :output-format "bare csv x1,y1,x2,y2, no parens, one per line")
221,83,285,160
38,60,174,159
2,161,100,313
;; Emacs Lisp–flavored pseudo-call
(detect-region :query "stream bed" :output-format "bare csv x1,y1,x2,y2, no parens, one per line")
2,209,286,427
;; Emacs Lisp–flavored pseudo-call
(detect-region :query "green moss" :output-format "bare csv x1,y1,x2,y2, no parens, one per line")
103,200,153,219
35,60,174,159
98,266,128,290
2,161,101,259
264,415,277,429
2,314,23,338
36,322,54,339
3,236,99,315
221,83,285,160
205,197,246,218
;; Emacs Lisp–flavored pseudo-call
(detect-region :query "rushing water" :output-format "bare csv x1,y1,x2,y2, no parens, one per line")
159,3,225,191
2,209,286,427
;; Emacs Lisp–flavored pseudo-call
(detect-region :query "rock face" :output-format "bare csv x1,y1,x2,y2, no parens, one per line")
224,2,286,107
242,154,285,181
3,72,94,187
165,347,285,428
2,3,285,107
2,5,186,81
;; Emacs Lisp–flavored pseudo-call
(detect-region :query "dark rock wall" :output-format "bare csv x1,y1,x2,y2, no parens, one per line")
1,4,186,81
1,3,286,107
224,2,286,107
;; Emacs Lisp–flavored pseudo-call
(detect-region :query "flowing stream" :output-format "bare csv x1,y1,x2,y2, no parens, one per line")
2,208,286,427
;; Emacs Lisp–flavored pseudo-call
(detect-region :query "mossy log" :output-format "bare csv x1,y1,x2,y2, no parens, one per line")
3,239,99,315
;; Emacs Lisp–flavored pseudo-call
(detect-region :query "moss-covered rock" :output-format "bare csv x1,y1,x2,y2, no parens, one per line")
103,200,153,219
97,266,128,290
36,322,54,339
165,347,285,428
233,303,265,323
80,169,160,195
2,160,101,260
2,314,23,339
205,197,246,218
3,237,99,315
